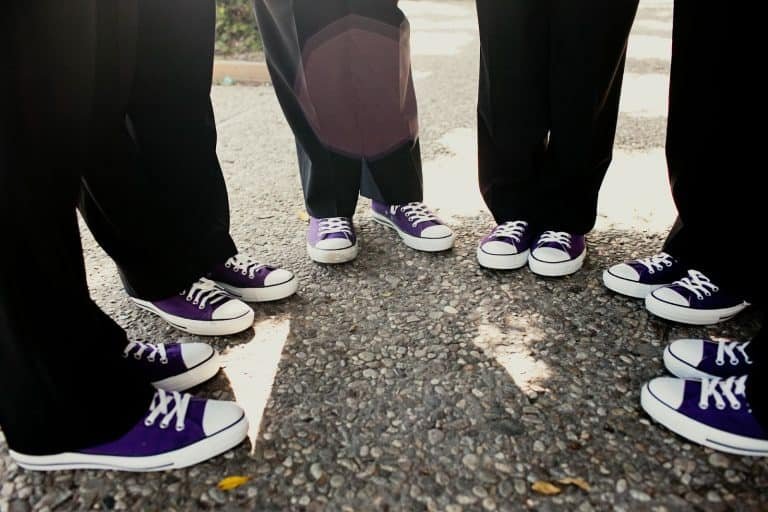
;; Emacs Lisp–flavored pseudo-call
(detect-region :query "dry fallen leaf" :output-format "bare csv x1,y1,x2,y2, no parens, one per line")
296,210,310,222
558,477,591,492
217,476,250,491
531,481,562,495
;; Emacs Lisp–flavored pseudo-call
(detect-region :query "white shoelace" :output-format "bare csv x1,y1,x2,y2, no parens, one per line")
537,231,572,248
491,221,528,243
123,341,169,365
224,254,267,278
393,202,438,228
182,278,230,309
319,217,353,238
638,252,675,274
675,270,719,300
144,390,191,432
698,375,748,411
715,341,752,367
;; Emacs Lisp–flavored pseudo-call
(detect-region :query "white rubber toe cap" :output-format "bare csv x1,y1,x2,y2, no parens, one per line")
202,400,246,436
645,377,686,409
212,299,253,320
180,343,216,369
667,339,705,367
421,224,453,239
607,263,641,281
651,287,691,307
264,268,294,286
315,238,353,250
531,247,569,263
481,240,519,256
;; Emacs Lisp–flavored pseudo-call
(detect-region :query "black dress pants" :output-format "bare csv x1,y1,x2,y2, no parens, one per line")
476,0,638,233
78,0,237,301
254,0,423,218
1,1,154,455
1,0,233,454
657,2,766,425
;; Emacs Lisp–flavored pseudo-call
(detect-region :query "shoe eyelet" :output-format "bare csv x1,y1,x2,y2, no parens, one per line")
699,404,708,410
704,291,711,297
730,358,739,365
144,419,154,427
713,287,720,292
160,422,170,429
696,295,704,301
715,360,725,366
716,403,726,410
732,403,741,410
147,357,155,363
225,263,231,268
161,358,169,365
176,425,185,432
193,300,199,305
134,353,142,360
198,305,205,310
649,270,655,275
122,353,129,359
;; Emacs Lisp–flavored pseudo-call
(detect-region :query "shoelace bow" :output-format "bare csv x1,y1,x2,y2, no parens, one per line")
145,390,191,432
492,221,528,242
123,341,168,365
538,231,572,248
394,202,438,227
638,252,675,274
699,375,749,411
675,270,719,300
225,254,267,278
319,217,352,238
181,278,230,309
715,341,752,366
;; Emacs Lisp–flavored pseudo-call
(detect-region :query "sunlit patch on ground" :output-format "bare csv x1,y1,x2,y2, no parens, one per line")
220,316,291,451
401,0,476,57
597,149,676,233
472,317,551,394
627,34,672,61
620,73,670,118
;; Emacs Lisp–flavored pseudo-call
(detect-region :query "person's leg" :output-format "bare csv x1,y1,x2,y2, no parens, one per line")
539,0,638,233
0,0,153,456
78,0,238,301
642,1,756,325
475,0,550,226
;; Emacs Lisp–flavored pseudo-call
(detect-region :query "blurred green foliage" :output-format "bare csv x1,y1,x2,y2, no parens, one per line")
216,0,262,56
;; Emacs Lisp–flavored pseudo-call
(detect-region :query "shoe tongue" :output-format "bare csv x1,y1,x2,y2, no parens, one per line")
322,230,350,240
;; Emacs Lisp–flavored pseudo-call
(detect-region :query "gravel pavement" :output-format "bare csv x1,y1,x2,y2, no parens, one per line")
3,1,767,510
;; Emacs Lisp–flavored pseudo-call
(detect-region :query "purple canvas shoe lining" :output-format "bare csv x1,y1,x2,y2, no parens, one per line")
480,221,532,253
208,256,280,289
123,342,191,383
533,232,586,259
657,270,747,310
662,378,768,440
80,396,210,457
619,253,686,285
372,200,448,238
307,216,356,247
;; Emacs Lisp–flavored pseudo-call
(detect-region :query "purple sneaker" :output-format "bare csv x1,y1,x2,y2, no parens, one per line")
645,269,750,325
208,253,298,302
476,221,531,270
9,390,248,471
130,278,254,336
603,252,686,298
528,231,586,277
664,339,753,380
641,375,768,456
371,201,455,252
307,216,358,264
124,340,221,392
